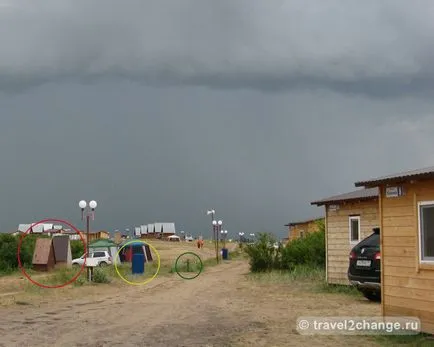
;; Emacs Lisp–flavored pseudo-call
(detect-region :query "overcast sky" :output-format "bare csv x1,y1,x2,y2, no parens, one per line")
1,0,434,238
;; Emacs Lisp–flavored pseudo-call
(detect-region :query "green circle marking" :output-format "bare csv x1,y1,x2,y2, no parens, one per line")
174,252,203,280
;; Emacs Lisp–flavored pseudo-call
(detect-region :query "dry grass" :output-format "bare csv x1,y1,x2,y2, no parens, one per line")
0,240,239,306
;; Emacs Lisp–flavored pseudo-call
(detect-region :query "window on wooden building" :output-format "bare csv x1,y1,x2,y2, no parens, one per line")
349,216,360,243
300,231,304,238
418,201,434,262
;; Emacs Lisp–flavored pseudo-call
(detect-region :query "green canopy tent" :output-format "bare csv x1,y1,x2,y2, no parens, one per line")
89,239,120,264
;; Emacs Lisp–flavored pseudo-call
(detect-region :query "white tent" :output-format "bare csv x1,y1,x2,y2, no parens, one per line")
17,224,32,233
134,227,141,236
31,223,44,233
43,224,54,232
140,225,147,235
167,235,181,242
147,224,154,234
161,223,176,234
154,223,163,234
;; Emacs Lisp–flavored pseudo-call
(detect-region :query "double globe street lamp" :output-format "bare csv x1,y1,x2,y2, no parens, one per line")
221,229,228,248
212,219,222,263
79,199,97,281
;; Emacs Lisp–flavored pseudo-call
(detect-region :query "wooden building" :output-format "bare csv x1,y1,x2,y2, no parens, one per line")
284,217,324,241
355,166,434,334
311,188,379,285
52,235,72,268
76,230,110,242
32,238,56,271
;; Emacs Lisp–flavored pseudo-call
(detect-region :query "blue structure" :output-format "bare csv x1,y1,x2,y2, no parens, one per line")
119,240,153,263
132,253,145,274
222,248,229,260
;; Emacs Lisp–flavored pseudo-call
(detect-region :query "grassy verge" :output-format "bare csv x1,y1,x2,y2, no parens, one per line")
374,333,434,346
1,248,238,298
316,282,362,297
246,265,362,297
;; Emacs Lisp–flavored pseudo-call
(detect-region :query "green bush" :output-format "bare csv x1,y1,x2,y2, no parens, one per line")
70,240,85,259
92,268,110,283
244,220,326,273
48,267,86,287
282,220,325,269
244,233,280,272
0,234,18,273
0,234,49,273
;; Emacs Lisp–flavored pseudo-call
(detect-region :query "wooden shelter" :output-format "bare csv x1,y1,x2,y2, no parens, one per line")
284,217,324,241
32,238,56,271
52,235,72,268
355,165,434,334
311,188,379,285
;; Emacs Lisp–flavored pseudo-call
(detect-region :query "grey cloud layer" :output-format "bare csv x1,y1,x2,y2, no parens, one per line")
2,83,434,236
1,0,434,96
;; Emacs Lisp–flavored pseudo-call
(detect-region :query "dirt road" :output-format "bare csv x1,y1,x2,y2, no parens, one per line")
0,260,382,347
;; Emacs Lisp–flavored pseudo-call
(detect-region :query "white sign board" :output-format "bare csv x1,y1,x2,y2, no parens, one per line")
386,186,404,198
329,204,340,211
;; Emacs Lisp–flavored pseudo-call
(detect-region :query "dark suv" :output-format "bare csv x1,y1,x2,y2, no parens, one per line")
348,227,381,302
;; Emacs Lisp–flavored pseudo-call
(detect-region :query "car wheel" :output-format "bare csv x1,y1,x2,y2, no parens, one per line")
73,263,80,268
99,261,107,267
359,289,381,302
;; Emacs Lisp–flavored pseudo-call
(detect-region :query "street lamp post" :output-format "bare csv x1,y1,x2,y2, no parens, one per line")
238,232,245,243
79,199,97,281
207,209,216,257
221,230,228,248
212,220,222,263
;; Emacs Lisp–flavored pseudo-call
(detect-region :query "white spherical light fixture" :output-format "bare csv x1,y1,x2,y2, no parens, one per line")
79,200,87,209
89,200,97,209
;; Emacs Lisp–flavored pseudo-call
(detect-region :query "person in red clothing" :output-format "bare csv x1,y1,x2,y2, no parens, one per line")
126,246,133,262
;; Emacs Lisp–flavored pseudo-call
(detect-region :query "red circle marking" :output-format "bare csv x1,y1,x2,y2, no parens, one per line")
17,218,87,289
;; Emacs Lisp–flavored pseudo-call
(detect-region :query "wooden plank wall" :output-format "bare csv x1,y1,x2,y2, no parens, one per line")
288,220,323,241
326,199,379,285
381,181,434,334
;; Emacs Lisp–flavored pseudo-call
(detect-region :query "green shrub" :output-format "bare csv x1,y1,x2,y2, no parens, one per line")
0,234,48,273
48,267,86,286
244,220,326,273
244,233,280,272
0,234,18,273
281,220,325,269
92,268,110,283
70,240,85,259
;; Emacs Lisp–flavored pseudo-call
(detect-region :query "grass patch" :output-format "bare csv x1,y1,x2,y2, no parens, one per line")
374,333,434,346
247,265,325,284
228,248,247,260
246,265,362,298
316,282,362,297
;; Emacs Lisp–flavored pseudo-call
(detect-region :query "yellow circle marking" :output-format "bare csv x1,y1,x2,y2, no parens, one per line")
114,239,160,286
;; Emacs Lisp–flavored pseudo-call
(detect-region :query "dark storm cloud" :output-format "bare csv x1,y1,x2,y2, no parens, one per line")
2,83,434,237
1,0,434,97
2,0,434,238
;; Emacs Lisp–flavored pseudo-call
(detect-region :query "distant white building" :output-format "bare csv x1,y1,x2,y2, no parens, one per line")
138,222,176,238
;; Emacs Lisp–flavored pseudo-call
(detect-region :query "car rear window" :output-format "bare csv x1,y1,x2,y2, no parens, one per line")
357,232,379,248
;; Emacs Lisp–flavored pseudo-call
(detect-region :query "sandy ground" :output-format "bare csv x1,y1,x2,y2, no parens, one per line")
0,256,386,347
